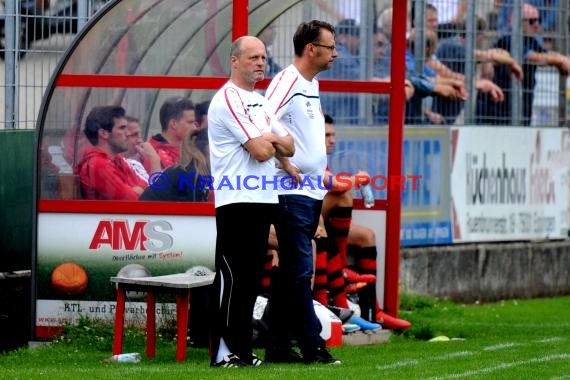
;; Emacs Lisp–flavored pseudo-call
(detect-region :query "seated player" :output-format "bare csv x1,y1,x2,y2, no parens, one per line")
145,97,198,171
319,114,411,330
75,105,147,200
123,116,161,181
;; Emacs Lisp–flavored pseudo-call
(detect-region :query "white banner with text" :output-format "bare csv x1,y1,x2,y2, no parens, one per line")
451,127,570,242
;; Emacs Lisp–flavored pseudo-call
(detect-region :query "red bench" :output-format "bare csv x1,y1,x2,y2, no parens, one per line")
110,272,214,362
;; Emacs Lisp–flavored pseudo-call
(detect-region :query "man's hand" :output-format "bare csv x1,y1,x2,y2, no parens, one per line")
284,164,302,187
277,156,302,187
433,83,459,100
404,79,415,100
425,110,446,125
434,77,467,100
262,132,295,157
314,215,326,238
552,53,570,75
137,142,161,173
354,170,371,186
136,142,159,161
485,48,524,81
531,51,570,76
450,79,468,100
476,78,505,102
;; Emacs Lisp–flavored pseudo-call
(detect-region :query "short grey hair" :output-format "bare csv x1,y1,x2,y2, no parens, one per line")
230,37,245,58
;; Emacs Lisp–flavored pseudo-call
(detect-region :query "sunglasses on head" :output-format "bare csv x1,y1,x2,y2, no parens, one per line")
524,17,540,25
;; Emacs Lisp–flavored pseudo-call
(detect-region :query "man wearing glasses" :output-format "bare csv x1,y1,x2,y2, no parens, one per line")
480,3,570,126
264,20,340,365
497,0,559,34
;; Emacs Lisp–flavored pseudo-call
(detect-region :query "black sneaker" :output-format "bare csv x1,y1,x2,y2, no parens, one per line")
327,305,354,323
251,354,265,367
265,347,303,363
303,346,341,365
211,353,249,368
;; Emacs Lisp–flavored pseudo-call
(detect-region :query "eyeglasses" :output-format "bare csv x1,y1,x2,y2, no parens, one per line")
524,17,540,25
312,42,336,52
376,41,386,47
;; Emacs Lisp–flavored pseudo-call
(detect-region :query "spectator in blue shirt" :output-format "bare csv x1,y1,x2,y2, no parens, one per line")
372,30,415,124
319,18,361,125
497,0,558,33
434,18,514,124
478,3,570,125
405,29,466,124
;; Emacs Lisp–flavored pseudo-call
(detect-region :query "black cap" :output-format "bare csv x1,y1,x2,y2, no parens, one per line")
336,18,359,37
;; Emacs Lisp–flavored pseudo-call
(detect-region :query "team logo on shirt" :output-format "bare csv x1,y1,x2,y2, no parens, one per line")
306,101,315,119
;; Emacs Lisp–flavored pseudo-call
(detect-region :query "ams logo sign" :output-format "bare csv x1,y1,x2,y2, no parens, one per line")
89,220,174,252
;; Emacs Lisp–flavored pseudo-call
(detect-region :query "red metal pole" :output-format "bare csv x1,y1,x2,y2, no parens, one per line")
112,284,126,355
175,291,191,362
383,0,408,317
146,292,156,358
232,0,249,40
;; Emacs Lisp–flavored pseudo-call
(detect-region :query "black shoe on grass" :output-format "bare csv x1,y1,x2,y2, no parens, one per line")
265,347,303,363
303,346,341,365
251,353,265,366
211,353,249,368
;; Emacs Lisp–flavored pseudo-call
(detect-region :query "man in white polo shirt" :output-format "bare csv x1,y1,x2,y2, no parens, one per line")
264,20,339,365
208,35,294,368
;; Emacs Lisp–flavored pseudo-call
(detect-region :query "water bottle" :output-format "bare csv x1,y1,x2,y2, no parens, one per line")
107,352,141,363
360,183,375,208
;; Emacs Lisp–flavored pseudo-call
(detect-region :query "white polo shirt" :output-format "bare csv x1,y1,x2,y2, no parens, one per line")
208,80,289,208
265,64,327,200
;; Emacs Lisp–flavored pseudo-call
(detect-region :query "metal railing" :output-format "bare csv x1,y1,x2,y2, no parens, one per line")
406,0,569,127
1,0,107,129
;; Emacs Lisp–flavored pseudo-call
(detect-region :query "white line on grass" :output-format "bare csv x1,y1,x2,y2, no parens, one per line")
376,359,420,370
427,353,570,379
483,342,521,351
374,337,564,373
535,337,564,343
551,375,570,380
434,351,475,360
443,321,570,328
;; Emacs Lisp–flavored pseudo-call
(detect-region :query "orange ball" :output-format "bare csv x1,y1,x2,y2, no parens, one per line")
51,262,88,296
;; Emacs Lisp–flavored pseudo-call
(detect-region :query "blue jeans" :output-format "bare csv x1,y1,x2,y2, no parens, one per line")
268,194,324,352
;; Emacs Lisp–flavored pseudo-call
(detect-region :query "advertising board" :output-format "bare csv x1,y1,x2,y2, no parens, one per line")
451,127,570,242
330,127,452,246
35,212,215,336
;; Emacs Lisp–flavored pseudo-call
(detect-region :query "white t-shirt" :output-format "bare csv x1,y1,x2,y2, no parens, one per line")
124,157,149,182
265,64,327,200
208,80,289,208
429,0,458,24
336,0,361,23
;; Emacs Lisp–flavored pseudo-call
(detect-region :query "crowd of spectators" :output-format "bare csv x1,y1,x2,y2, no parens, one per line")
309,0,566,126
